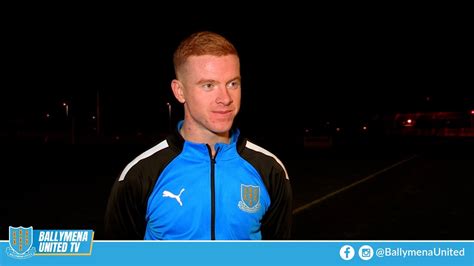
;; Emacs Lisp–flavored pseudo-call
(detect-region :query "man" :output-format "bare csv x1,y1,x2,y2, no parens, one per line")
105,31,292,240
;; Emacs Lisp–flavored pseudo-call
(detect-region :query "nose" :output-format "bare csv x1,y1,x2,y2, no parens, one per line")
215,87,233,106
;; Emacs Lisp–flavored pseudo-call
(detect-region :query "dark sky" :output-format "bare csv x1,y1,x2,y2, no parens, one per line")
2,7,472,135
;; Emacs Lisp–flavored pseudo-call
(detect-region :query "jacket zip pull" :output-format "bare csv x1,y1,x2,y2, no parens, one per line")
213,146,221,161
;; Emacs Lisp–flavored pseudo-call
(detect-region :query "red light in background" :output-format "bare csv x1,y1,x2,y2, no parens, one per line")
471,110,474,115
402,118,415,127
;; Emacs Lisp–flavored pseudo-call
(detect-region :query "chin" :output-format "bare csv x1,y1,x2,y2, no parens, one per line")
210,120,233,134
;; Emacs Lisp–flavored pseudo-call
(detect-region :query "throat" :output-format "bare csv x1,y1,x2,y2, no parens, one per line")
180,127,231,147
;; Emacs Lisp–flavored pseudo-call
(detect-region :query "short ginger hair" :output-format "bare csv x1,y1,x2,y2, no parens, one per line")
173,31,238,76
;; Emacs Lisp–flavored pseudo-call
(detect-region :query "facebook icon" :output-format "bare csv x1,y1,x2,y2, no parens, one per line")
339,245,355,260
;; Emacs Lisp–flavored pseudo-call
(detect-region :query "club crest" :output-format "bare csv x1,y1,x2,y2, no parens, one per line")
6,226,35,259
238,184,261,213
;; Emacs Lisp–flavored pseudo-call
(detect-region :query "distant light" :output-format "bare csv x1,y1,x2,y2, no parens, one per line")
402,118,414,127
362,126,367,131
471,110,474,115
336,127,341,132
62,102,67,106
46,113,50,118
92,116,96,120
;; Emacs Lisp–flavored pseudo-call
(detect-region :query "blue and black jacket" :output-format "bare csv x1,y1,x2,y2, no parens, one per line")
105,122,292,240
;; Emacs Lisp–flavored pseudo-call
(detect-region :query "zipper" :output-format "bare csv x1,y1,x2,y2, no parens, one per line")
207,145,219,240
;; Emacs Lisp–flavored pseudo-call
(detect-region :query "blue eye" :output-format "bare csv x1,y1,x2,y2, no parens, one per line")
202,83,214,90
227,80,241,89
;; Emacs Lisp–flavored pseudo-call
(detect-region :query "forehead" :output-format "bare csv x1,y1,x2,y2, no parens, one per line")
186,54,239,68
182,54,240,78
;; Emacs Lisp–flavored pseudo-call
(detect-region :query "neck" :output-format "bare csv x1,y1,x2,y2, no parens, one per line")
179,122,231,155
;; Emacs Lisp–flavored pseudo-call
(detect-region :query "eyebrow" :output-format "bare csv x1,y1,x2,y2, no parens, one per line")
196,79,217,85
195,76,241,86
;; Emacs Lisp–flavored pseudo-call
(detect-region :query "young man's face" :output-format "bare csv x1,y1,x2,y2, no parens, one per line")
175,54,241,136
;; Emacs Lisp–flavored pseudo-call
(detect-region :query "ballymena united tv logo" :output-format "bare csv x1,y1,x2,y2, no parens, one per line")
6,226,35,259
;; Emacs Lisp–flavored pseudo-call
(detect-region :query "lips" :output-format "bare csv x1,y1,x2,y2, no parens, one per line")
213,110,232,114
212,110,234,119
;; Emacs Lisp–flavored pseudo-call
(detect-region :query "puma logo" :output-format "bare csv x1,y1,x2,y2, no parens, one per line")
162,188,185,206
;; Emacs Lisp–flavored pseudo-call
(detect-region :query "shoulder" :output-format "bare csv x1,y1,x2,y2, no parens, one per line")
118,138,180,183
238,139,289,180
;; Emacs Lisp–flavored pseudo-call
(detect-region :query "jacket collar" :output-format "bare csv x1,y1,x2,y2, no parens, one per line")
167,120,242,161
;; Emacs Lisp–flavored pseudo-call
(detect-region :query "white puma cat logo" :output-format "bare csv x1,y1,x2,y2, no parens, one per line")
162,188,185,206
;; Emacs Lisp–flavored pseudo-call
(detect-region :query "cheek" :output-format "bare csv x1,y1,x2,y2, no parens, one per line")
188,95,212,112
233,91,241,105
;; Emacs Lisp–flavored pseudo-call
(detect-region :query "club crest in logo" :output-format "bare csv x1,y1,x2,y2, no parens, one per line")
6,226,35,259
238,184,261,213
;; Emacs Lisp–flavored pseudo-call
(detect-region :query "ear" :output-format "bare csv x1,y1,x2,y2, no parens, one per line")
171,79,186,103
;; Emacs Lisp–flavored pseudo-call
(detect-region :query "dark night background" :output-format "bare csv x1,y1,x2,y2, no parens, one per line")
1,5,473,240
2,7,472,144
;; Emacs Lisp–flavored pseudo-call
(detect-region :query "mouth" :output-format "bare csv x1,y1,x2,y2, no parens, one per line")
212,110,234,119
213,110,232,114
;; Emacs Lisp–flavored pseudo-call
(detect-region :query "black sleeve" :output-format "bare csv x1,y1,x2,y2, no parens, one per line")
104,165,149,240
104,142,179,240
238,140,293,240
260,166,293,240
